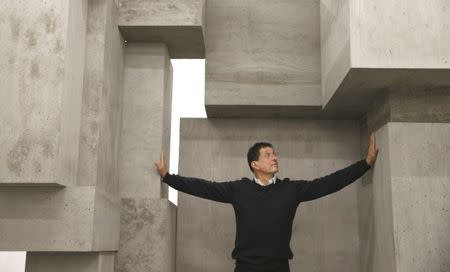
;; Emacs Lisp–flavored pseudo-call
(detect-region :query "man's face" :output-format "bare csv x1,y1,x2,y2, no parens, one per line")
252,146,279,175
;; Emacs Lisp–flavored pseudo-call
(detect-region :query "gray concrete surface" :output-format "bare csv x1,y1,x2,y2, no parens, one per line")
177,118,365,272
78,0,124,194
358,122,450,272
365,89,450,131
118,0,205,58
118,43,172,199
321,0,450,111
115,198,176,272
0,0,87,186
0,186,117,251
26,252,115,272
388,122,450,271
204,0,322,117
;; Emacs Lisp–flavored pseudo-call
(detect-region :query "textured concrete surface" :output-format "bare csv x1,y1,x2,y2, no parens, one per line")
119,43,172,199
177,118,364,272
0,186,118,251
26,252,115,272
357,125,396,272
358,122,450,272
118,0,205,58
115,198,176,272
321,0,450,111
365,89,450,131
320,0,350,109
388,123,450,271
0,0,87,186
77,0,124,196
205,0,322,117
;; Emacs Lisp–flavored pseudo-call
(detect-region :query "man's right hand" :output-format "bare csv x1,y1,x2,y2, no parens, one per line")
154,152,168,178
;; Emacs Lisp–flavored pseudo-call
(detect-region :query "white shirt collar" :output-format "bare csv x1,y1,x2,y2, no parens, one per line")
254,175,277,186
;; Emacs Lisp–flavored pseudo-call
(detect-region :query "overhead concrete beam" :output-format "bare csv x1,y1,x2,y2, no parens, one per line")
321,0,450,115
118,0,205,58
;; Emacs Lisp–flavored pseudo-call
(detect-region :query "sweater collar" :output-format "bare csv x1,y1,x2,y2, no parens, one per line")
254,175,277,186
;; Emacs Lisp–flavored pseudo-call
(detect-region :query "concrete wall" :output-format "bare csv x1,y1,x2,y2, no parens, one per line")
205,0,322,116
177,118,365,272
0,0,87,186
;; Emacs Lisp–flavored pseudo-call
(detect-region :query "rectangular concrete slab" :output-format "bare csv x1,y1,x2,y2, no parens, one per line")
205,0,322,117
321,0,450,112
176,118,365,272
118,0,206,58
0,0,88,186
0,186,119,251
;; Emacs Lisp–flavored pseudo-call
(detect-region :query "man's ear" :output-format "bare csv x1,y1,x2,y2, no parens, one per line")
251,161,258,170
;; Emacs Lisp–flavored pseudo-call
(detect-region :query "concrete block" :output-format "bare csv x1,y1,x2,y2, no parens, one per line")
365,89,450,131
115,198,176,272
118,0,205,58
388,123,450,271
26,252,115,272
177,118,363,272
0,0,88,186
77,0,124,199
321,0,450,115
358,122,450,272
0,186,120,251
119,43,172,199
205,0,322,117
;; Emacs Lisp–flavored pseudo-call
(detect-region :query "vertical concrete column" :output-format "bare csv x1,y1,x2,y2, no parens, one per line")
119,43,172,199
116,43,176,272
359,91,450,271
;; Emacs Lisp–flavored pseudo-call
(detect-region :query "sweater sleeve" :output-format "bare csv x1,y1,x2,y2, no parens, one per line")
294,159,371,202
162,174,235,204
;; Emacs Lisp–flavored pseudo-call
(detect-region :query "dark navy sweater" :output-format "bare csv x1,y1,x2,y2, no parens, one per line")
162,159,371,261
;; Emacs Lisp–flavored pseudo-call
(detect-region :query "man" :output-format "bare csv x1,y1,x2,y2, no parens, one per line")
154,132,378,272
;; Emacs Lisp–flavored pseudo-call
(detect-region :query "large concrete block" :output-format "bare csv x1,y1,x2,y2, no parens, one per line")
119,43,172,199
0,0,87,186
0,186,120,251
26,252,115,272
205,0,322,117
77,0,124,199
321,0,450,115
115,198,176,272
118,0,205,58
358,122,450,272
388,123,450,271
365,89,450,131
177,118,364,272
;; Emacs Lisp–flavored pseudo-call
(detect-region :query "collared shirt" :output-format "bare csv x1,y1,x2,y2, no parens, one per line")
254,175,277,186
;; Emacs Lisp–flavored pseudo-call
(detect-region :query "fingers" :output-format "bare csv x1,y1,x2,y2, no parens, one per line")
160,152,164,164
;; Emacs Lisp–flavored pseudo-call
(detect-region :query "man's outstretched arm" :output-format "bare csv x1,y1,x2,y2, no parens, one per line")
154,152,234,203
295,132,379,202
